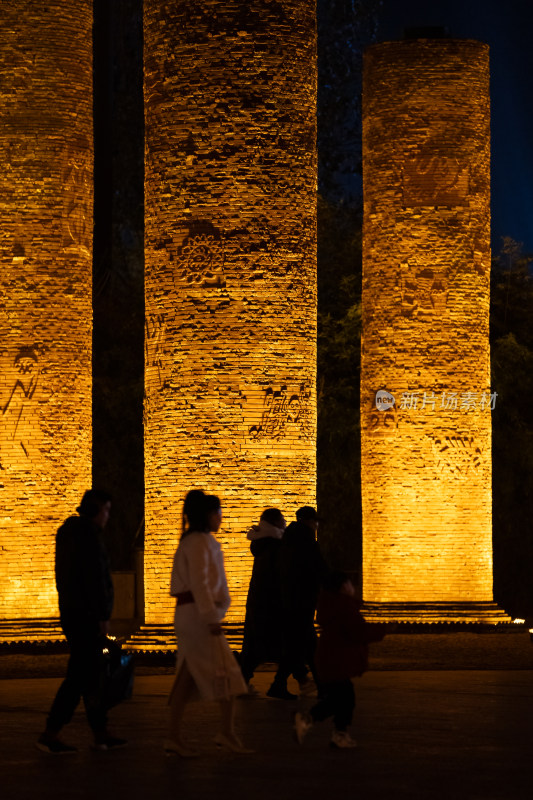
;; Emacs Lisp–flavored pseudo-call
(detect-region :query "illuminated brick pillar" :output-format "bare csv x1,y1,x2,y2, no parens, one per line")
0,2,93,630
361,38,508,623
143,1,317,631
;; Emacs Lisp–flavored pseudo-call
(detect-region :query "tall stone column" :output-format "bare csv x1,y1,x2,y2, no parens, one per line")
0,1,93,638
140,0,317,643
361,37,509,623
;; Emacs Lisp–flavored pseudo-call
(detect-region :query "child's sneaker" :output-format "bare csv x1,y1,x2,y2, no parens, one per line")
330,730,357,749
293,711,313,744
92,734,128,751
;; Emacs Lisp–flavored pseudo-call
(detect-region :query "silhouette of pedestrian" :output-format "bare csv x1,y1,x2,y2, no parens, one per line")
271,506,327,699
167,490,253,756
239,508,286,693
36,490,127,754
294,570,385,748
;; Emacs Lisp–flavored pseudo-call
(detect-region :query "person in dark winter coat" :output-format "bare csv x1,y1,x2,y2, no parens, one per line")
36,489,126,755
293,570,385,749
239,508,286,688
271,506,327,699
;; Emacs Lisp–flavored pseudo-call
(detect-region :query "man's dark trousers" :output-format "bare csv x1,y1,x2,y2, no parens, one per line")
46,617,107,734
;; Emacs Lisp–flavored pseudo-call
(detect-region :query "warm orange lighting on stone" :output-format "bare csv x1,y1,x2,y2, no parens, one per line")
142,1,317,633
361,38,509,623
0,2,93,631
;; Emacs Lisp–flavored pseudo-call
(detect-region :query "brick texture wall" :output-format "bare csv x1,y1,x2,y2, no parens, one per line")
0,1,93,619
361,40,494,604
144,1,317,624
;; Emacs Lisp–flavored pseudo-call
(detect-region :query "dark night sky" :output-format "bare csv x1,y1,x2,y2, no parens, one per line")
377,0,533,254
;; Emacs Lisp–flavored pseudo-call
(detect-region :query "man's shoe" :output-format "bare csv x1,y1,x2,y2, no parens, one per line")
298,677,318,697
293,711,313,745
238,682,261,698
213,732,255,754
92,735,128,751
36,734,77,755
330,730,358,749
266,684,298,701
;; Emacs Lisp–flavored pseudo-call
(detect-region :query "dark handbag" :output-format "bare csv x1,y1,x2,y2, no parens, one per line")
99,636,135,710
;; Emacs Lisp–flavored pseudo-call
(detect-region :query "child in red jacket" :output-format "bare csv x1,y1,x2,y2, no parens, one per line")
293,570,384,749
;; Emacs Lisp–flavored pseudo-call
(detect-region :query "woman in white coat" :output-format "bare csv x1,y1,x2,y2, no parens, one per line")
166,490,252,756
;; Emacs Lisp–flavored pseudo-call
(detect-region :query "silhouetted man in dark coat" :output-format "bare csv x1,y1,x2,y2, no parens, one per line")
37,489,126,754
270,506,327,697
240,508,286,689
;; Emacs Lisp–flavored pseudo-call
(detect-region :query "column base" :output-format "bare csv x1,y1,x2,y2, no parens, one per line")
126,624,174,653
361,601,513,625
126,622,245,653
0,618,65,645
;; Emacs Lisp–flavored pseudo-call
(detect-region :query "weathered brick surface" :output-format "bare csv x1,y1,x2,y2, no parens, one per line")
0,2,93,618
361,40,493,605
144,1,317,624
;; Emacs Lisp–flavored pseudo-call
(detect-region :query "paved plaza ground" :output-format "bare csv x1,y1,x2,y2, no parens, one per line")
1,632,533,800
